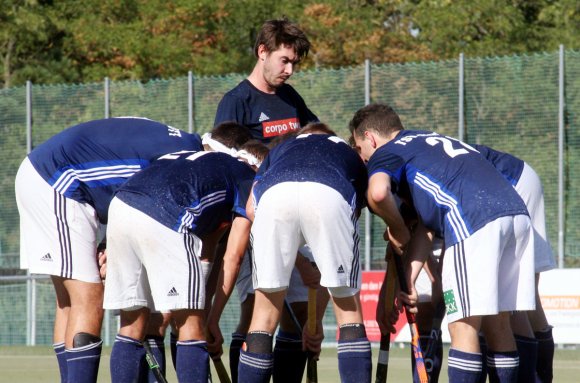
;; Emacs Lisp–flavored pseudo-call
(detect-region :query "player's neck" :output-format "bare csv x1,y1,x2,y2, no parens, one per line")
247,67,276,94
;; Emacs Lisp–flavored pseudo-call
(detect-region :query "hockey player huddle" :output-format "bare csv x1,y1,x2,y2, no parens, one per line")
16,18,554,383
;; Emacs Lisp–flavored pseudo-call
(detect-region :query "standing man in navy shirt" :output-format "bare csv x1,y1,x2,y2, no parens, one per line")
214,17,320,382
15,117,202,383
350,104,536,383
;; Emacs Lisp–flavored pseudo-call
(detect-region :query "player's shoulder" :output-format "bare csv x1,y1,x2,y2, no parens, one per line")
221,80,253,100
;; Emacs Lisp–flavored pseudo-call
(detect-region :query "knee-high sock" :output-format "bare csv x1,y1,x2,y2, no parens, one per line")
176,340,209,383
53,342,67,383
67,339,103,383
140,335,166,383
514,334,538,383
170,331,178,371
448,348,483,383
229,332,245,383
478,334,488,383
535,327,554,383
110,334,144,383
273,330,307,383
238,347,273,383
486,350,519,383
337,337,372,383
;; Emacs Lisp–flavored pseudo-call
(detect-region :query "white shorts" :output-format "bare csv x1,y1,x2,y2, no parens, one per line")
442,215,536,323
251,182,360,293
15,158,102,283
515,163,557,273
103,198,205,312
236,245,312,304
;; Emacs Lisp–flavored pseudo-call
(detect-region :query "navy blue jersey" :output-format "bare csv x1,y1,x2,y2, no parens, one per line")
367,130,528,247
116,151,255,237
254,134,368,210
214,79,318,143
27,117,203,223
473,144,524,186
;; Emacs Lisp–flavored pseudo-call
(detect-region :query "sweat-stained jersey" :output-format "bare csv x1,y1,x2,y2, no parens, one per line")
253,134,368,211
27,117,203,224
473,144,525,186
214,79,318,142
366,130,528,247
115,151,255,237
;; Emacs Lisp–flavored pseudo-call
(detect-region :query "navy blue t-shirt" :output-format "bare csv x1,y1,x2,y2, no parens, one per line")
27,117,203,223
254,134,368,211
214,79,318,143
366,130,528,247
473,144,524,186
116,151,255,237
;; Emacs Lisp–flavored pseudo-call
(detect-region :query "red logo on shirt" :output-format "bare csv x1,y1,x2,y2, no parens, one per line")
262,118,300,137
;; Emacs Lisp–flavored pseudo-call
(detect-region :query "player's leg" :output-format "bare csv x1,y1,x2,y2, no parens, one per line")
51,277,70,383
509,311,538,383
300,183,371,382
61,277,104,383
140,312,171,382
109,308,150,383
529,274,554,383
171,309,209,383
274,259,310,383
239,289,287,383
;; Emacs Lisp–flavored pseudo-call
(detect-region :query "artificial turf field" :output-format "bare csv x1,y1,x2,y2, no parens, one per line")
1,345,579,382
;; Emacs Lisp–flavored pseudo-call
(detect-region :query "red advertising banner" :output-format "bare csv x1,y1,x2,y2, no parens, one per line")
359,270,408,342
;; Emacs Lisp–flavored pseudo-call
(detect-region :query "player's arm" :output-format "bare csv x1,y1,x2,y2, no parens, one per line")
367,172,410,253
294,253,320,290
399,221,433,311
206,216,251,357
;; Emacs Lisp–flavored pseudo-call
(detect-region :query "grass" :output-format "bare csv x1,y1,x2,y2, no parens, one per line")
0,344,579,382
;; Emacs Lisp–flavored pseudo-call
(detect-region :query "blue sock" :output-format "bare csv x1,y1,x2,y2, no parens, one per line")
53,342,67,383
176,340,209,383
110,334,144,383
535,327,554,383
448,348,483,383
337,337,372,383
273,330,307,383
229,332,245,383
66,339,103,383
478,334,488,383
486,350,519,383
515,334,538,383
140,335,166,383
238,347,273,383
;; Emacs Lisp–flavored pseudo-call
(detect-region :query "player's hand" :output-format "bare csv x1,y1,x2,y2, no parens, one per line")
397,282,419,314
206,323,224,359
385,226,410,255
296,260,321,290
97,248,107,280
302,319,323,360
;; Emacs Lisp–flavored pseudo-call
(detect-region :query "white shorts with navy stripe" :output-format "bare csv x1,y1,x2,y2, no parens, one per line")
103,197,205,312
16,157,102,283
442,215,536,323
516,163,556,273
251,182,361,292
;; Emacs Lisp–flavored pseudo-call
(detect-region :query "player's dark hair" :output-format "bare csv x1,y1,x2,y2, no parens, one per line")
211,121,252,149
240,139,270,163
349,103,404,137
299,122,337,136
254,17,310,61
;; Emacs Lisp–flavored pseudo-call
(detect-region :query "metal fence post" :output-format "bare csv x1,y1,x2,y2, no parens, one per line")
25,80,35,346
103,76,111,345
188,71,194,134
458,53,465,141
104,77,110,118
364,59,372,271
558,45,565,268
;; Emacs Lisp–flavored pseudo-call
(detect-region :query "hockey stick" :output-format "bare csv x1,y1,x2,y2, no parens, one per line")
212,357,231,383
391,245,429,383
306,287,318,383
375,247,398,383
143,339,169,383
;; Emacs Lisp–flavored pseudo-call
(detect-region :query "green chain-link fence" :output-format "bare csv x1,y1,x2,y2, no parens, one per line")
0,50,578,346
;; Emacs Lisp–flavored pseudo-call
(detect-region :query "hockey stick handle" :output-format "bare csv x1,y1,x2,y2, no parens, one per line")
143,339,168,383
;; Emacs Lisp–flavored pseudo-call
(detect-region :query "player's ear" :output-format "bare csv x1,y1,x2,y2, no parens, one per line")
257,44,268,61
364,130,377,149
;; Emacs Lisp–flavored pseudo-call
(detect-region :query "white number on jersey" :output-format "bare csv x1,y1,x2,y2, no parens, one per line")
425,136,477,158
